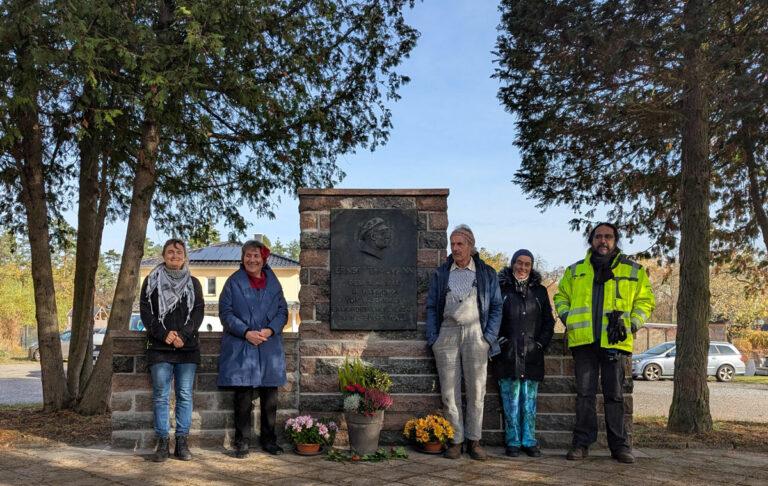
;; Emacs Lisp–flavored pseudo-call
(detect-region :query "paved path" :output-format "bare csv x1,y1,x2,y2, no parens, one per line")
0,363,43,405
0,445,765,485
633,380,768,422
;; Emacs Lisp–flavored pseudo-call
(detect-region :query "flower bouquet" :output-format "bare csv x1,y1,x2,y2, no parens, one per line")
403,414,454,454
284,415,338,455
337,358,393,454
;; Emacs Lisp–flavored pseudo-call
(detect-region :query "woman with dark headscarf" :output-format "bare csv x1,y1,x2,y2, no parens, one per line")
492,249,554,458
217,240,288,458
141,239,204,462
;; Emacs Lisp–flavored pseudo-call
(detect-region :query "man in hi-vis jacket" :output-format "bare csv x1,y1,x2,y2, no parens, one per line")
555,223,655,464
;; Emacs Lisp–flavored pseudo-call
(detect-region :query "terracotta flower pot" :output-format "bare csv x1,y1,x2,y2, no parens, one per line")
418,441,444,454
295,443,321,455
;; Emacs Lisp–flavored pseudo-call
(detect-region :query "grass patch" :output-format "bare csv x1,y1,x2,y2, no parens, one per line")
634,416,768,452
0,405,110,448
732,375,768,385
0,350,29,364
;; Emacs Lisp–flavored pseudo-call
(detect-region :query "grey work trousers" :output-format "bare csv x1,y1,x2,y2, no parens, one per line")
432,287,489,443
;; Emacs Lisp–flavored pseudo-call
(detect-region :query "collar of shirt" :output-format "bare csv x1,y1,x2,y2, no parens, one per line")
450,258,476,273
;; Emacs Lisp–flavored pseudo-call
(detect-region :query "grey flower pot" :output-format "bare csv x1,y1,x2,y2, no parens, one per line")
345,410,384,455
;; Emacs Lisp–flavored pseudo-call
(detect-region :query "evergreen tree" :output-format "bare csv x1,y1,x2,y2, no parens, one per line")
495,0,767,433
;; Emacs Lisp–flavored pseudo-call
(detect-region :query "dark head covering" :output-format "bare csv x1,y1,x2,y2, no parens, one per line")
511,249,534,267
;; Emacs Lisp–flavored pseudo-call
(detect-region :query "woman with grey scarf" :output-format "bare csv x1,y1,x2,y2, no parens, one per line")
140,239,204,463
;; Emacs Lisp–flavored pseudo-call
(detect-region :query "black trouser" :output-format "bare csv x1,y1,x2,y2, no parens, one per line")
571,344,630,452
233,386,278,446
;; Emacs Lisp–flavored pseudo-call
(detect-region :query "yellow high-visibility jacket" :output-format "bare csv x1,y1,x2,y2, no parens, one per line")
554,250,655,353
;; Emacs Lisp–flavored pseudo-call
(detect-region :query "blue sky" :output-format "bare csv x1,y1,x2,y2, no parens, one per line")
98,1,650,269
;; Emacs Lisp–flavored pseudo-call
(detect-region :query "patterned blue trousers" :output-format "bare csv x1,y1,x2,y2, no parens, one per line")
498,378,539,448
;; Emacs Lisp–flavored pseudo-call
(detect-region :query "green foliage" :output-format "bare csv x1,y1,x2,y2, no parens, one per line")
188,221,221,249
478,247,509,272
495,1,768,262
270,238,301,261
337,357,393,393
363,367,393,393
338,358,369,392
325,447,408,462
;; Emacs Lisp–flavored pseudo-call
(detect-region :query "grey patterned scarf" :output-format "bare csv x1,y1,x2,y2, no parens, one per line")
145,263,194,329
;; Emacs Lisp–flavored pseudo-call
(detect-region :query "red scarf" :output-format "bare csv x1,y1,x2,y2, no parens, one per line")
246,246,271,289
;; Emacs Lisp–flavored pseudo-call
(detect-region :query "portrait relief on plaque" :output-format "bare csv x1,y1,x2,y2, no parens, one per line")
330,208,417,331
356,217,393,260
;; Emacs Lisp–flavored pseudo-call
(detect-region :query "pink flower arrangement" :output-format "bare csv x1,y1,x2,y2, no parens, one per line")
284,415,338,446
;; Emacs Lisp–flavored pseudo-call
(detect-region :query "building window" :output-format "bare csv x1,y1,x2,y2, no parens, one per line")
207,277,216,295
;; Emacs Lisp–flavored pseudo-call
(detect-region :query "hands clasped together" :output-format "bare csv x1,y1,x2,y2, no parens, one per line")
164,330,185,348
245,328,274,346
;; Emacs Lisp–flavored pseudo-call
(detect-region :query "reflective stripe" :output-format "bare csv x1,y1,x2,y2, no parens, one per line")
569,263,579,276
567,320,591,330
569,306,590,315
629,265,639,280
631,317,643,327
634,308,648,320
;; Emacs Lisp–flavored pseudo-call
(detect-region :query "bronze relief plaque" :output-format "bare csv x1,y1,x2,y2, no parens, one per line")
330,209,417,330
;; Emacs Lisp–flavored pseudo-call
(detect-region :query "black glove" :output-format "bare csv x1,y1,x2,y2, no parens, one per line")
606,310,627,344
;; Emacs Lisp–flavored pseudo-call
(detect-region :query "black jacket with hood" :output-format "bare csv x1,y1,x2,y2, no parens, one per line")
491,267,555,382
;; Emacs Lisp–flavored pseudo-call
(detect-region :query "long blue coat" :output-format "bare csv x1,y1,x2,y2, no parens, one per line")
217,265,288,387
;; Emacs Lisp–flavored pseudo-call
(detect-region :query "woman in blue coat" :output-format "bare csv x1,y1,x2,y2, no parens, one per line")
218,240,288,458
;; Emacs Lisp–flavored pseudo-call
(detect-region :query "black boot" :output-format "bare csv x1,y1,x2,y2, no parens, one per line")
153,436,170,462
174,435,192,461
234,441,250,459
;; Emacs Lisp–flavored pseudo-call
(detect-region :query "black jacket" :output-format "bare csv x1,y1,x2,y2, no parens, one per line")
491,268,555,381
140,276,204,365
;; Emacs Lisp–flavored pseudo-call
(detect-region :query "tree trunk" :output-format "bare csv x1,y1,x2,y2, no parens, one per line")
76,120,159,414
743,134,768,252
68,106,110,400
14,103,70,411
667,0,713,434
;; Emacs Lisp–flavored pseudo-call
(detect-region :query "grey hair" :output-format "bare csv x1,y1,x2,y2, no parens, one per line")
241,239,265,261
450,224,477,255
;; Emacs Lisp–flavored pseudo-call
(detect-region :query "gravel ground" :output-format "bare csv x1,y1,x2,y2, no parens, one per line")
633,379,768,422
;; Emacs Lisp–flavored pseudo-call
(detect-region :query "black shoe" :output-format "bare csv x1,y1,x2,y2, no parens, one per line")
234,442,250,459
611,449,635,464
505,446,520,457
521,445,542,457
566,446,588,460
174,435,192,461
152,436,170,462
262,443,284,455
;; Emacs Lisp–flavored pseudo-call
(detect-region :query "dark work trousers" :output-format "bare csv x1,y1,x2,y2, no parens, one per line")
233,386,278,446
571,344,630,452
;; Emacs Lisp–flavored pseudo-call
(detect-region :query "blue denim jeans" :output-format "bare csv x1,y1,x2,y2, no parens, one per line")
150,362,197,438
499,378,539,448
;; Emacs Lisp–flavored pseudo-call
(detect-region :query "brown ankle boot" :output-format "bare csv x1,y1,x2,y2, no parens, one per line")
467,440,487,461
443,441,462,459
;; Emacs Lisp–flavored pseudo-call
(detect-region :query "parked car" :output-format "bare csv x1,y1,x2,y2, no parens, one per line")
28,328,106,361
632,341,746,382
